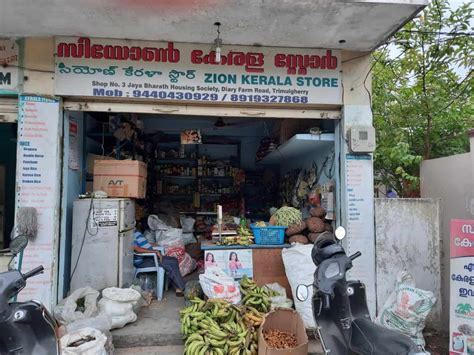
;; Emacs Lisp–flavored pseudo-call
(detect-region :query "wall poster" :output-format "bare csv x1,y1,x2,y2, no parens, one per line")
15,96,61,309
205,249,253,280
450,219,474,354
345,154,376,316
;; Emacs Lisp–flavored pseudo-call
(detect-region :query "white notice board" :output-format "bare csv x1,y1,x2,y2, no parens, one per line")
15,96,61,309
345,154,376,316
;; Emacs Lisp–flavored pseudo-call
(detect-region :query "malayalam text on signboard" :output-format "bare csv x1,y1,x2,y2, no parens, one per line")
0,39,19,94
54,37,342,106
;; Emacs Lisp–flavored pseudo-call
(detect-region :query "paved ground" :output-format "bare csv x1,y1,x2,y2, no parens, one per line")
115,342,324,354
111,288,445,354
112,289,185,348
112,288,324,353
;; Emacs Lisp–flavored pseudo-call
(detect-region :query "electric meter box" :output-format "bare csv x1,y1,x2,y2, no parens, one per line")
349,126,376,153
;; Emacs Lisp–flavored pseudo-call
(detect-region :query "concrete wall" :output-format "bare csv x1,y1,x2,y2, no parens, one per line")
375,198,442,328
420,132,474,329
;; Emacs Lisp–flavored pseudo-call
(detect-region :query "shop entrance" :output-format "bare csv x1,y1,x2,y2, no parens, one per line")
59,109,340,298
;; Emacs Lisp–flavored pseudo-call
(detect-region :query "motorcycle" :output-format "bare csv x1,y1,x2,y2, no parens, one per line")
296,227,422,355
0,234,59,354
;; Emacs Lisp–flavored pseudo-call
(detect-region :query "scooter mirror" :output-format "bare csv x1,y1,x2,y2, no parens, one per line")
9,235,29,255
296,284,309,302
335,226,346,241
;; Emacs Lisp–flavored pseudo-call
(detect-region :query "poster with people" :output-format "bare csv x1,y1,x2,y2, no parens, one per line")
449,219,474,355
204,249,253,280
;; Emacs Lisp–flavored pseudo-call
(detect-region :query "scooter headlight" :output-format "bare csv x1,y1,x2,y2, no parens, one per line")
324,262,340,279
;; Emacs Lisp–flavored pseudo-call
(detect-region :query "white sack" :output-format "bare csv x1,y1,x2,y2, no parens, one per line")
60,327,107,355
282,244,316,329
54,287,100,324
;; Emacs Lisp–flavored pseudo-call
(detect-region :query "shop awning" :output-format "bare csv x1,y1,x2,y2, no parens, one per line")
1,0,426,51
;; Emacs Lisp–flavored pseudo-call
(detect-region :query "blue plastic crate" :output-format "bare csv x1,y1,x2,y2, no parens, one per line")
250,224,286,245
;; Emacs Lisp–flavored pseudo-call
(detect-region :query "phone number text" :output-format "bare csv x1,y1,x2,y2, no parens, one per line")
92,88,309,103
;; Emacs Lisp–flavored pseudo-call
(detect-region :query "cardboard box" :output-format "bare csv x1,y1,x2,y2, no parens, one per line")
86,153,114,174
93,160,147,199
258,308,308,355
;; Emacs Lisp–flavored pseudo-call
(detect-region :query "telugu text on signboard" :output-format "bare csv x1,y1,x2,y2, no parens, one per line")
54,37,342,106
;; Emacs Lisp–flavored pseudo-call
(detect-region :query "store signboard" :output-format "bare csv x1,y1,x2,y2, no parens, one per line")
449,219,474,354
15,96,61,309
205,249,253,280
54,37,342,106
0,39,19,94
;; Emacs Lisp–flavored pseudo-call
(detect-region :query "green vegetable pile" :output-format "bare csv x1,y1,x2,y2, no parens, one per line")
273,207,302,227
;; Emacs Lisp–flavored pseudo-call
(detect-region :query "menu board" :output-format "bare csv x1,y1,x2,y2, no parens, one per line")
15,96,61,308
345,154,376,315
450,219,474,354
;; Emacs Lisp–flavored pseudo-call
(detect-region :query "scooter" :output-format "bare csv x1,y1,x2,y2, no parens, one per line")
296,227,421,355
0,234,59,354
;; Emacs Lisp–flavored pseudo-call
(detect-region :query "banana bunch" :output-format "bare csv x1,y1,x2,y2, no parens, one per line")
216,235,254,246
239,275,279,313
180,298,262,355
238,225,253,237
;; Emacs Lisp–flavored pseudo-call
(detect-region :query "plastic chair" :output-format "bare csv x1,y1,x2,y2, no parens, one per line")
133,248,168,301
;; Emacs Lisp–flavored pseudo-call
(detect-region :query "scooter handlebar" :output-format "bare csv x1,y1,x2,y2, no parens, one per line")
349,251,362,261
23,266,44,280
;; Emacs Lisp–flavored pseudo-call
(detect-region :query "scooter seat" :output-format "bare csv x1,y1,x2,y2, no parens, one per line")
350,318,418,355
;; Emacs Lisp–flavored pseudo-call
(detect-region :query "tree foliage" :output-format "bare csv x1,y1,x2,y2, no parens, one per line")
372,0,473,197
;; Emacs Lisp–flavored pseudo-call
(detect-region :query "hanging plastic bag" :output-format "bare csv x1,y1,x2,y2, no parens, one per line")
199,267,241,304
375,271,436,347
180,216,196,233
265,283,293,309
282,244,316,328
54,287,100,325
60,327,107,355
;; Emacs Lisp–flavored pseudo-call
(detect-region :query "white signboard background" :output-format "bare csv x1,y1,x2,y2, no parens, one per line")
15,96,61,309
54,37,342,106
0,40,19,94
345,154,376,316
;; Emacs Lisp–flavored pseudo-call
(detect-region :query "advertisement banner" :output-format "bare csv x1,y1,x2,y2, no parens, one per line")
54,37,342,106
15,96,62,309
450,219,474,354
0,39,19,94
204,249,253,280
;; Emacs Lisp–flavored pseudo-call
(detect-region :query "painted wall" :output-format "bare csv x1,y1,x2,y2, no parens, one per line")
375,198,442,329
420,133,474,329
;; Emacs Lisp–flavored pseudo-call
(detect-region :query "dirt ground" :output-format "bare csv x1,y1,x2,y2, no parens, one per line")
425,330,449,355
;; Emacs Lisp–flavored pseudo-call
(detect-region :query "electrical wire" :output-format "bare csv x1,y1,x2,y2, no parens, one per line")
70,196,99,279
